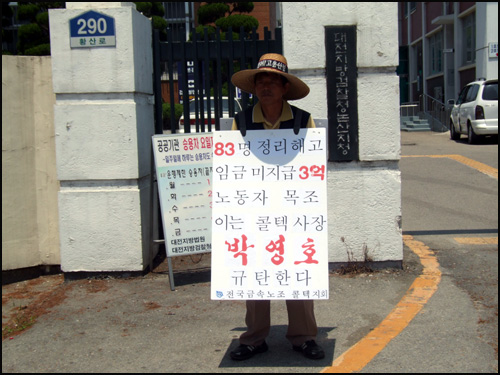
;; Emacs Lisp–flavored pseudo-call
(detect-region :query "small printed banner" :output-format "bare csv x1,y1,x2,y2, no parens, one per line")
152,133,213,257
211,129,329,300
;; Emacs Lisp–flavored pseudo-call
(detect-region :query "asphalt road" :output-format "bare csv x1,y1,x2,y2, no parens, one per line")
398,131,498,373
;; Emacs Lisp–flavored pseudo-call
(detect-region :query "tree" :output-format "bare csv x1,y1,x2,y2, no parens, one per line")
2,3,14,54
187,3,259,100
134,2,168,41
192,2,258,41
4,2,167,55
14,2,65,56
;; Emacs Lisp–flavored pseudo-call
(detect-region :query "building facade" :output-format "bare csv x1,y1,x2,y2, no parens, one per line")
398,2,498,105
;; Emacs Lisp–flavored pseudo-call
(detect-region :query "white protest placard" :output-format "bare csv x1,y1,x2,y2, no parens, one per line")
211,129,329,300
152,133,213,257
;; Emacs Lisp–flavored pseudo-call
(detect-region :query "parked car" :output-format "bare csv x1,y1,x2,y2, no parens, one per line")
178,97,242,132
448,79,498,144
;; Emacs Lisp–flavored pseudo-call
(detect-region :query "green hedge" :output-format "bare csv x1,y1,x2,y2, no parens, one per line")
162,102,184,129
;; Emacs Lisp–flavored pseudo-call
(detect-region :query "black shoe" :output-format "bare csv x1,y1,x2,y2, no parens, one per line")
230,341,268,361
293,340,325,359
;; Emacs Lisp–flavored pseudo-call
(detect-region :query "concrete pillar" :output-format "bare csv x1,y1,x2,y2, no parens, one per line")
49,2,156,273
282,3,402,266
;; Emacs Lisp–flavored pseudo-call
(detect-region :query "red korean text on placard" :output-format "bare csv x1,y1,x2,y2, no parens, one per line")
265,235,286,265
294,238,319,265
183,136,213,151
214,142,235,156
200,136,213,149
226,234,254,266
298,165,326,180
183,137,198,151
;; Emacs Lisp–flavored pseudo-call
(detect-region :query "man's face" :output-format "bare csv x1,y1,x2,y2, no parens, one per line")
254,73,289,105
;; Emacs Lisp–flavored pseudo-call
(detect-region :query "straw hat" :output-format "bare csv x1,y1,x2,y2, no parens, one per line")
231,53,310,100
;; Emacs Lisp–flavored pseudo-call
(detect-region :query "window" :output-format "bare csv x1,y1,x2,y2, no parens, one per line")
444,2,453,15
465,84,479,102
463,13,476,64
164,2,186,19
410,42,422,83
162,2,194,42
429,32,443,75
482,82,498,101
456,85,469,105
405,2,417,17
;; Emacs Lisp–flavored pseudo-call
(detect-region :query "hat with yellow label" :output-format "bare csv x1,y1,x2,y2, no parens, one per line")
231,53,310,100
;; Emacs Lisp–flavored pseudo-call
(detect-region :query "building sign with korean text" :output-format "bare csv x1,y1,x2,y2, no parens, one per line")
178,61,196,103
152,133,213,257
325,26,358,161
488,42,498,58
69,10,116,48
211,129,329,300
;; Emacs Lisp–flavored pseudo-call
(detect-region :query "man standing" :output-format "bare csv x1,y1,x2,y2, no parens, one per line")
228,53,325,361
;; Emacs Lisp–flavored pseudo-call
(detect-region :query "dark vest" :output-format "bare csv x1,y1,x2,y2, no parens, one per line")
235,104,311,136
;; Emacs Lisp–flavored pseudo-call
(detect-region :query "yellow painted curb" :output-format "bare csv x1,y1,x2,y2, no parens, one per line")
321,235,441,373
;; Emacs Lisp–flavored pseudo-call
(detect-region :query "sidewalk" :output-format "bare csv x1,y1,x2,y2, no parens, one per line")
3,244,423,373
4,131,497,373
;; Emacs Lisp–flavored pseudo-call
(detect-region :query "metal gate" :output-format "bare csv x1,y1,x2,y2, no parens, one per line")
152,26,283,134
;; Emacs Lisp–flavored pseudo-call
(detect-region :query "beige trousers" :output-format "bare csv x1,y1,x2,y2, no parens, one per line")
239,300,318,347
